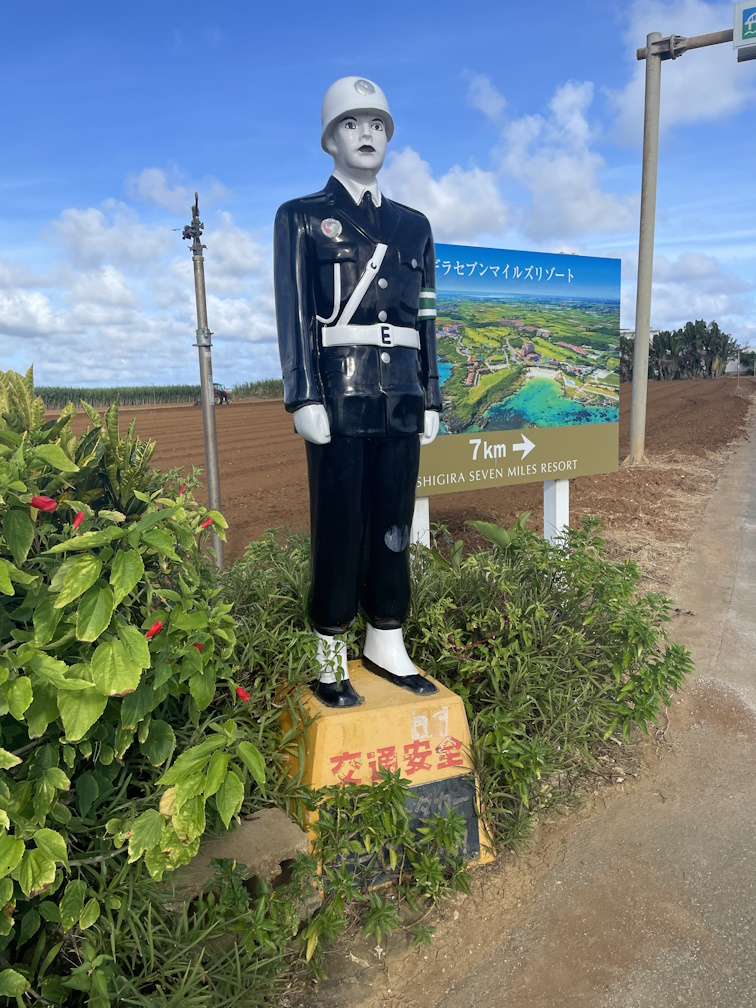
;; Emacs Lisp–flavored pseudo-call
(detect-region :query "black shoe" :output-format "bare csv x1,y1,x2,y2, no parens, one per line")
313,679,362,708
362,657,438,695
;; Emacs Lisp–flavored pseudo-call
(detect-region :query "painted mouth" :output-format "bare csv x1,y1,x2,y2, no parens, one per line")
358,145,375,153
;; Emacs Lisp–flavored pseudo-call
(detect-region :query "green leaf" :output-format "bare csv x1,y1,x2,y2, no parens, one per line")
127,809,165,862
16,848,56,898
58,687,108,741
3,508,34,565
0,834,25,877
204,751,230,799
120,679,158,730
141,527,180,559
34,828,69,868
0,559,13,596
37,900,61,923
33,596,63,645
59,878,86,931
4,676,33,719
91,639,142,696
0,968,30,997
18,907,41,945
468,519,515,550
54,554,102,609
172,795,205,842
76,583,114,642
116,622,151,670
44,526,126,554
130,505,179,535
27,652,94,692
0,748,22,770
24,681,59,737
33,828,69,871
79,897,100,930
75,772,99,818
236,741,266,787
158,736,226,787
140,720,175,767
0,879,12,907
33,443,79,471
215,769,244,829
189,666,216,711
110,549,144,606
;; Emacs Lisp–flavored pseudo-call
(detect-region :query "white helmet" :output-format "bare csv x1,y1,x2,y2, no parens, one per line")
320,76,394,151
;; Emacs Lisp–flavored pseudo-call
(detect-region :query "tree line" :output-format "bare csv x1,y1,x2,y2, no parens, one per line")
620,319,754,382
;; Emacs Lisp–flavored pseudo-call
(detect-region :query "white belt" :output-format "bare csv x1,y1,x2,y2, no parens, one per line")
321,324,420,349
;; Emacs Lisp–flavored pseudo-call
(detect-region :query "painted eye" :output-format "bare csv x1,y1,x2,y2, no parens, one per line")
342,119,357,130
371,120,384,131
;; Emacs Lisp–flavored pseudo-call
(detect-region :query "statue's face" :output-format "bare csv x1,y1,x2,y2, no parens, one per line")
324,112,388,177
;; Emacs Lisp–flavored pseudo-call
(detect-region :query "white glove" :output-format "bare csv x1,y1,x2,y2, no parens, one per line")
293,403,331,444
420,410,440,447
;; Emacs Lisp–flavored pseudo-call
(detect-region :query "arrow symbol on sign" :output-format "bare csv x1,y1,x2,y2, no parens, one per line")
512,434,535,459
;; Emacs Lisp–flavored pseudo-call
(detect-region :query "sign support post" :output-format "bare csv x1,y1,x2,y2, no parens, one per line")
543,479,570,544
183,193,224,570
627,19,748,464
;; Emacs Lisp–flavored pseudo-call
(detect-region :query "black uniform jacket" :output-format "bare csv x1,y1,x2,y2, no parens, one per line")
274,176,442,438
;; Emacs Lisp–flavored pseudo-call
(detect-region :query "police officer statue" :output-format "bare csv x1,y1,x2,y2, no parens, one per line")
274,77,442,707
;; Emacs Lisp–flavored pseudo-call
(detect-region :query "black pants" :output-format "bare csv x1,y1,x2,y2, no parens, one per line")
306,435,421,635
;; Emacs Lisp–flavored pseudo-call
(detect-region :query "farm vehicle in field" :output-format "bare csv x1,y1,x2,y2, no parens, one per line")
194,382,232,407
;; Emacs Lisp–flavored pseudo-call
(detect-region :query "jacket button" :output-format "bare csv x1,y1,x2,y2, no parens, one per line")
411,258,418,268
378,278,388,289
381,352,391,364
378,310,388,322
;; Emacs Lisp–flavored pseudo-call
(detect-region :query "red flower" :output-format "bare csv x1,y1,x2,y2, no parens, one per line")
235,686,251,702
73,511,85,530
192,642,204,652
180,484,187,496
31,496,57,513
144,621,163,639
200,517,213,529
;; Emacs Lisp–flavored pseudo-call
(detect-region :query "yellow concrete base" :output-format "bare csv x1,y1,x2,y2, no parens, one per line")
286,660,493,865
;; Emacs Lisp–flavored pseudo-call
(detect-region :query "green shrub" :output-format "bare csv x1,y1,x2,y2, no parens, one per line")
0,368,258,999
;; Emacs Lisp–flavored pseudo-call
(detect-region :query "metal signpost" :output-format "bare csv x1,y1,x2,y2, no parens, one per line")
411,242,621,545
627,3,754,465
183,193,224,569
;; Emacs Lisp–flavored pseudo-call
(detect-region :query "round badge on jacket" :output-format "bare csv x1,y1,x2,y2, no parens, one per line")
321,218,342,238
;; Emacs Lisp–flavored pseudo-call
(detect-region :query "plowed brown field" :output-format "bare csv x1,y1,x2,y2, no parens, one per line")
73,378,755,587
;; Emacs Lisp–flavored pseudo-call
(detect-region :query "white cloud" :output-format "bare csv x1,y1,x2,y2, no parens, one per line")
126,167,229,214
612,0,756,142
381,147,508,243
48,204,173,270
1,173,279,386
497,81,636,241
0,290,60,338
465,73,507,124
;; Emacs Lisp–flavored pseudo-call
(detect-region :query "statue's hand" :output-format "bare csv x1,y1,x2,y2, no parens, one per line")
293,403,332,444
419,410,440,447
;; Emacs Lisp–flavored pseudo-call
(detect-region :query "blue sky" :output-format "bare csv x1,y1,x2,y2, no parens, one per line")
1,0,754,387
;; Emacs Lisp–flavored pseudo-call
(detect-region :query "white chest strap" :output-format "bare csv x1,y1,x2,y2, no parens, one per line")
316,243,388,326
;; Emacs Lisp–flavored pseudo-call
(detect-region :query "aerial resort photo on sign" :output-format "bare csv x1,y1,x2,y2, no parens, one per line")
433,242,621,435
417,243,622,494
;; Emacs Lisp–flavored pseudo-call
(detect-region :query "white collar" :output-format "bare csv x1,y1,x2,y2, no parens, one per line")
332,170,382,207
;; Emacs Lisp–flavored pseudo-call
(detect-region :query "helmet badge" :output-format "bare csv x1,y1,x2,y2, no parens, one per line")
354,79,376,96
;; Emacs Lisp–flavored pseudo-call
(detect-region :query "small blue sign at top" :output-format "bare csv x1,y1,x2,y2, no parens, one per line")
743,6,756,40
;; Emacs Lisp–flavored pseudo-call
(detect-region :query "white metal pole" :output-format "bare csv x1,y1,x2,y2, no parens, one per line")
628,31,662,465
411,496,431,548
543,479,569,545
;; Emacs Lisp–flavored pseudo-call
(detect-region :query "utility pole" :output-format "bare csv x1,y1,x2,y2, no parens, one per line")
626,24,744,465
183,193,224,569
